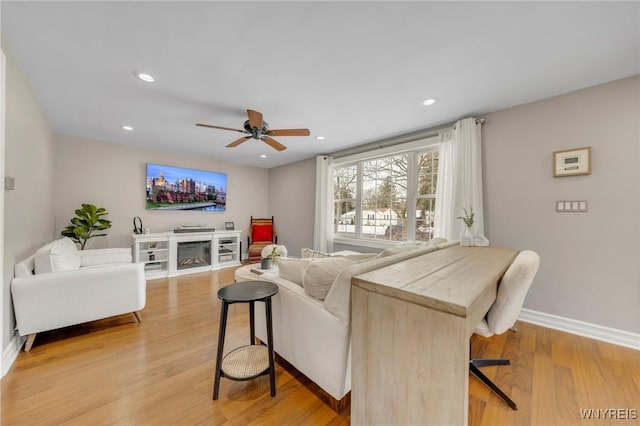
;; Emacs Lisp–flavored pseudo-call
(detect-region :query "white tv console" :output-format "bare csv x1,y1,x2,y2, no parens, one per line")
132,230,242,279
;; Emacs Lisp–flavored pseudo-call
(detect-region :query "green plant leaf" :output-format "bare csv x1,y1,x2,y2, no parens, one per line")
62,203,112,249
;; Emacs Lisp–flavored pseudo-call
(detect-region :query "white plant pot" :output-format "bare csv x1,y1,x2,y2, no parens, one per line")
460,227,474,247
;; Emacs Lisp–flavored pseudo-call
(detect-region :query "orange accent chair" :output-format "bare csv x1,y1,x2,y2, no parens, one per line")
247,216,277,263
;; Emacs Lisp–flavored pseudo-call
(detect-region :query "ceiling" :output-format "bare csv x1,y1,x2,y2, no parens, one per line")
2,1,639,168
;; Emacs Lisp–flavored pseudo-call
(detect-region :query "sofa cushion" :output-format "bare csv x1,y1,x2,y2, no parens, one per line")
302,257,355,300
79,248,133,267
324,245,440,322
342,253,378,262
277,257,315,286
377,244,419,258
34,237,81,274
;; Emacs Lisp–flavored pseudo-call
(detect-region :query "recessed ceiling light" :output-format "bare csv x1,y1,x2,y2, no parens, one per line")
134,71,155,82
422,98,437,106
260,154,267,158
122,125,133,131
316,136,325,140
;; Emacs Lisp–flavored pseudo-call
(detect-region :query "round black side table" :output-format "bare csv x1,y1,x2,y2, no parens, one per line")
212,280,279,400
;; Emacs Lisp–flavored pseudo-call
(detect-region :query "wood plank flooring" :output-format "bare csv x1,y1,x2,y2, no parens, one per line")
2,267,638,425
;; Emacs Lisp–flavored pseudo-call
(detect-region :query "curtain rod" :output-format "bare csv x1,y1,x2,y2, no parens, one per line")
331,117,485,159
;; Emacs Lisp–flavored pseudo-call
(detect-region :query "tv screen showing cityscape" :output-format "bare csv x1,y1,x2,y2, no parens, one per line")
146,163,227,211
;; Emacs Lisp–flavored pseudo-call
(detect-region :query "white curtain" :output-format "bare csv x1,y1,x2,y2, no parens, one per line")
434,117,486,243
313,155,334,251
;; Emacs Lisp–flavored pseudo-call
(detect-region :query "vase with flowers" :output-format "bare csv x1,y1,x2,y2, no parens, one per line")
457,207,475,247
260,244,288,269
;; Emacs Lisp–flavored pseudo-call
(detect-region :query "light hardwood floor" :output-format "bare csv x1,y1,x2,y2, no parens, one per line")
2,267,638,425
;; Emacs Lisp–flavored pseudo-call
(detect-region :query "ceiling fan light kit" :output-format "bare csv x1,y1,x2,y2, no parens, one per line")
196,109,310,152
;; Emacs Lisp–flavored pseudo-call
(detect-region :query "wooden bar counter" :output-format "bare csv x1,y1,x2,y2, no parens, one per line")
351,245,518,426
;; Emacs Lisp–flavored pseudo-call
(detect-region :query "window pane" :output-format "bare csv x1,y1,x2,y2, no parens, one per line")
418,151,438,196
334,201,355,235
360,154,408,241
333,165,357,200
416,197,435,241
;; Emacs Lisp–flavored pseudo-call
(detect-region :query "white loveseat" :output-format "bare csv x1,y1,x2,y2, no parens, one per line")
237,239,457,410
11,237,146,351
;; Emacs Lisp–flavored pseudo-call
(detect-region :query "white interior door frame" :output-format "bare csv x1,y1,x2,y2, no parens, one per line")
0,47,6,377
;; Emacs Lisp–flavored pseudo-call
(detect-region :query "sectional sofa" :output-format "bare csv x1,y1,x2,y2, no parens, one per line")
235,239,458,410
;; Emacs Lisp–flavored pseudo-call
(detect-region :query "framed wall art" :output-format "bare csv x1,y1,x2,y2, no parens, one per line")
553,147,591,177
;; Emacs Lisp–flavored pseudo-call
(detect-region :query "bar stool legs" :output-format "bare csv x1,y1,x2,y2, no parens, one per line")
212,294,276,400
265,298,276,397
212,301,229,400
249,301,255,344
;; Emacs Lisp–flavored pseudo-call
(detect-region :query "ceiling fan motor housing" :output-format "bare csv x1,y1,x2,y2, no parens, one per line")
243,119,269,139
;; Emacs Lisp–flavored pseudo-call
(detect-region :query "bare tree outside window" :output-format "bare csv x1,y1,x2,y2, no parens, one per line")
332,145,439,243
333,165,357,236
362,154,408,241
416,150,438,241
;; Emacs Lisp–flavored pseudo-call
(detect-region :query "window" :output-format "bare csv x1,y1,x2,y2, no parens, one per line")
415,150,438,241
332,141,439,243
333,165,357,236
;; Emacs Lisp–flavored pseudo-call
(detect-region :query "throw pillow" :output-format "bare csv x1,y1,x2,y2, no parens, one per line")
302,257,355,300
301,248,333,258
277,257,314,286
34,237,81,274
252,224,273,242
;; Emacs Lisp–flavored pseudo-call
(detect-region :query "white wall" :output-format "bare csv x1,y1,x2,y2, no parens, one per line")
54,134,270,254
268,157,316,257
484,75,640,334
270,77,640,336
3,44,56,350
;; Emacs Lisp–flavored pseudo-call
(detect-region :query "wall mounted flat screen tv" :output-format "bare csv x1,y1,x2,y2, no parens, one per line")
146,163,227,211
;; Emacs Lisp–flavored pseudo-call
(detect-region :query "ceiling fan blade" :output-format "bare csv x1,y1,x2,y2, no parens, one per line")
226,136,251,148
247,109,263,130
196,123,247,134
262,136,287,151
268,128,311,137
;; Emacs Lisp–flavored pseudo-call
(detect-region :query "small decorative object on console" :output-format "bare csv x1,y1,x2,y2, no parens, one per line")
457,207,475,247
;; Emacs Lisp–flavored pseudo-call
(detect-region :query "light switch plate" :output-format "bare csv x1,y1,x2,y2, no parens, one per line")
4,177,15,190
556,200,587,212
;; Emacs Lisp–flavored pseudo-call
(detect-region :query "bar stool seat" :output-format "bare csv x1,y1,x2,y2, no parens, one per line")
212,280,279,400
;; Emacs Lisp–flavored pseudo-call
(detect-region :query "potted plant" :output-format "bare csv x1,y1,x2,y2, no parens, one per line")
457,206,474,247
61,203,112,249
260,244,287,269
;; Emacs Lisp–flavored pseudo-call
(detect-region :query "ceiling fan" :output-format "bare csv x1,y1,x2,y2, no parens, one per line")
196,109,310,151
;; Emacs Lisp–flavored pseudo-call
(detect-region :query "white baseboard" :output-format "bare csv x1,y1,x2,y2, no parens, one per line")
519,308,640,351
2,334,25,377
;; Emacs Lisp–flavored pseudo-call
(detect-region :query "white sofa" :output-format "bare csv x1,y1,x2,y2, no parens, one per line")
238,239,457,410
11,237,146,351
